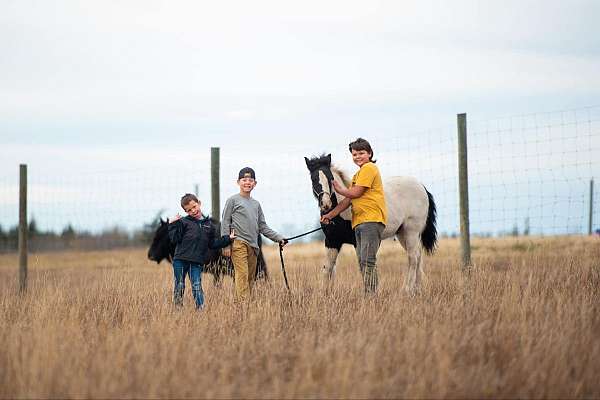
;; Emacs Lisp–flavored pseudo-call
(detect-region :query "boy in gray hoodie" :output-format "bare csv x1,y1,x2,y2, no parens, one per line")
221,167,287,299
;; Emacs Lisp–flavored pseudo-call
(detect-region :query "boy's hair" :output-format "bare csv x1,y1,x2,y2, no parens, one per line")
349,138,376,163
180,193,199,209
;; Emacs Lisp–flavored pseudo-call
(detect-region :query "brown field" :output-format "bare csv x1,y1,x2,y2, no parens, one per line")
1,236,599,399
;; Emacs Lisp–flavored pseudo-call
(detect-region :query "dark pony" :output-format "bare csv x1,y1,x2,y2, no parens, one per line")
147,217,268,285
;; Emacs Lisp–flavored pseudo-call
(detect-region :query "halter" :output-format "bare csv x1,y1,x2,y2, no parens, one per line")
312,187,325,199
311,165,339,210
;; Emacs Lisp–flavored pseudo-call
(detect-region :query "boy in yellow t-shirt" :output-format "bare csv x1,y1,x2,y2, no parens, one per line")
320,138,387,293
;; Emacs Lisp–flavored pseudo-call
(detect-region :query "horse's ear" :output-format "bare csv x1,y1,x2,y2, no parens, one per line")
304,157,310,168
326,154,331,165
160,218,165,224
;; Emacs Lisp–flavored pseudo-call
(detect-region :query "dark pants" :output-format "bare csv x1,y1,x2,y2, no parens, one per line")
355,222,385,293
172,259,204,309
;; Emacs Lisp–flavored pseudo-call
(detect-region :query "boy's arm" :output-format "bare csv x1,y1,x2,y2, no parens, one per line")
257,204,285,243
208,223,233,250
320,197,352,223
220,198,234,236
168,219,184,244
332,163,375,199
332,180,367,199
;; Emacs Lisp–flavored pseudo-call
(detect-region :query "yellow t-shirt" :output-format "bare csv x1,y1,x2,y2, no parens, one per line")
350,162,387,229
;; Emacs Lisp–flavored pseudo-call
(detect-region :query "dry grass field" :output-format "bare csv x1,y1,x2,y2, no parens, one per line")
1,236,599,399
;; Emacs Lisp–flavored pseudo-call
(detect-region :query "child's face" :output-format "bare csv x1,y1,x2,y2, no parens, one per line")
183,200,201,219
238,177,256,194
351,149,371,167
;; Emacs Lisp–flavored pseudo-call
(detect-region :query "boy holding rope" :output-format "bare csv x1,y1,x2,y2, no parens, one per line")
221,167,288,300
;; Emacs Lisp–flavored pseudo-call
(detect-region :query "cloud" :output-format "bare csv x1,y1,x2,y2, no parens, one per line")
1,0,599,123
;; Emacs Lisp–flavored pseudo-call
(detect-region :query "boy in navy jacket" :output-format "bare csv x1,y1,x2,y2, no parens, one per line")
169,193,235,309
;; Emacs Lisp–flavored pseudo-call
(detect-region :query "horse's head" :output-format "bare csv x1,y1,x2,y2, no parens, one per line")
147,218,173,264
304,154,338,214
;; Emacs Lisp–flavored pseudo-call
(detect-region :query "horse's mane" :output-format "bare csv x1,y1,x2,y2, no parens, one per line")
306,154,350,186
330,165,350,187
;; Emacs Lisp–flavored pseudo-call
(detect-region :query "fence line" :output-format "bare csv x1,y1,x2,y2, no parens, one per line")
1,106,599,254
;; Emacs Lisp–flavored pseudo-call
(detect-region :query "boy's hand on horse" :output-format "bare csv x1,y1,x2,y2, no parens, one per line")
332,180,353,197
279,239,288,247
332,180,344,192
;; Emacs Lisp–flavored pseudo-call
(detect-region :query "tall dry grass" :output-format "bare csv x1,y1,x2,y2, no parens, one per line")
1,236,599,398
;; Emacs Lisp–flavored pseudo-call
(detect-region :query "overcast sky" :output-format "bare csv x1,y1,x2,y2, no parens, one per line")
1,0,599,235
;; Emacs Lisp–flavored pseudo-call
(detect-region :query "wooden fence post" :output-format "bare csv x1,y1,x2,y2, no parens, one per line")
589,178,594,235
211,148,220,222
457,114,472,269
19,164,27,293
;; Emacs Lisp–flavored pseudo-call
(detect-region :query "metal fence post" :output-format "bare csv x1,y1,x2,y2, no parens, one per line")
211,147,220,222
457,114,472,269
19,164,27,293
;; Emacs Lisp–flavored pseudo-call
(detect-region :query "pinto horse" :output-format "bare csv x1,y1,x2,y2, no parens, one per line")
305,154,437,293
147,217,268,285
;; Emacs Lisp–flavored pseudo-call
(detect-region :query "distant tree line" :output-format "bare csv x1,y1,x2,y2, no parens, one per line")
0,214,540,253
0,211,331,254
0,212,332,253
0,214,160,253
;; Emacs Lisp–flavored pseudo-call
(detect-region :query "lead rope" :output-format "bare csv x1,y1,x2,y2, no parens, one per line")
278,222,334,291
278,243,290,291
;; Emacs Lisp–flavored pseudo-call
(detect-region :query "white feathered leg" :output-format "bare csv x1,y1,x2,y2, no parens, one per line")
323,247,339,285
403,232,422,296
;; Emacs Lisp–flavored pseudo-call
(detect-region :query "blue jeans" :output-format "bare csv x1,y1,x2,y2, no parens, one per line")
172,260,204,309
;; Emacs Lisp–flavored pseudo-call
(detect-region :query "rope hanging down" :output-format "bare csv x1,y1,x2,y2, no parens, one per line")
278,223,331,291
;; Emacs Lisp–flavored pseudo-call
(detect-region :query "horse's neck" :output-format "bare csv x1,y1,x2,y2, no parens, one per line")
331,169,352,221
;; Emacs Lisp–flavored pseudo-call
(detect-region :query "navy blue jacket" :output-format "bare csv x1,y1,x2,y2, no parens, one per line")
168,215,231,265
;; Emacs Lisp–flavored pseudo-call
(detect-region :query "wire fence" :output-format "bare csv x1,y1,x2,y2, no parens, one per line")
0,106,598,252
467,106,599,236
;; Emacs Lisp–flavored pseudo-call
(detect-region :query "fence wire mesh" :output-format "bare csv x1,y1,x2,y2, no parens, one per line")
0,106,598,252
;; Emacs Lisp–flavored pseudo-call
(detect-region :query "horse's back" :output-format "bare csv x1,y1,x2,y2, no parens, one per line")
382,176,429,238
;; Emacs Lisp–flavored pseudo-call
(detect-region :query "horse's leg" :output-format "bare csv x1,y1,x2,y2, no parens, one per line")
395,230,407,252
416,243,425,283
257,250,268,280
207,263,220,287
396,231,413,292
323,246,340,284
402,228,423,295
212,270,222,287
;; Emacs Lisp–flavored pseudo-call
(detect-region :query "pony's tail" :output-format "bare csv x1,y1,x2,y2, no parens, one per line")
421,188,438,255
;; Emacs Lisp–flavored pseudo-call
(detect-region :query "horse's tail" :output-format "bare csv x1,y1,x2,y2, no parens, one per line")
421,187,438,255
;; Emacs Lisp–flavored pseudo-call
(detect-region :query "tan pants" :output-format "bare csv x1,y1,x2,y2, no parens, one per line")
231,240,258,300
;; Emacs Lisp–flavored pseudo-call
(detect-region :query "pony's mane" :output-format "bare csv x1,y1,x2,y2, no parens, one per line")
330,165,350,187
305,154,330,168
306,154,350,186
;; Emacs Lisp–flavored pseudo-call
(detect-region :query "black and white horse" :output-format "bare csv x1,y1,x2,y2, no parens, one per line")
305,154,437,293
147,218,268,285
